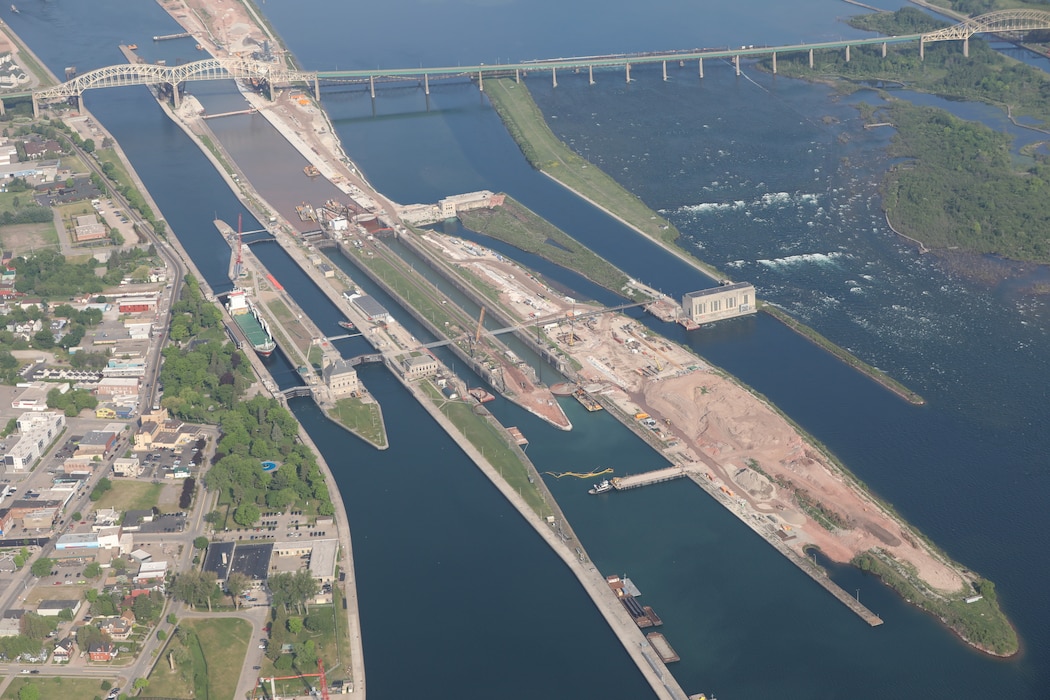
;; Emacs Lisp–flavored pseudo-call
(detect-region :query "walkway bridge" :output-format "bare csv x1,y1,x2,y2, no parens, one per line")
23,11,1050,109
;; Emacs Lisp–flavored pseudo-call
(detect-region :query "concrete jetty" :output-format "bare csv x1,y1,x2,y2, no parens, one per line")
612,466,688,491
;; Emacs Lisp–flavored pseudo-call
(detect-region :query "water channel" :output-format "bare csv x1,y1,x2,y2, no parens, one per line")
6,0,1047,696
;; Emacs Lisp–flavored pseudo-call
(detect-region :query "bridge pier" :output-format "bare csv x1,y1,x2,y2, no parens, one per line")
0,99,5,117
31,95,38,119
963,37,969,57
734,54,740,76
809,48,814,69
369,75,375,99
268,78,274,101
78,93,85,112
845,45,850,63
515,69,520,84
920,37,925,61
626,62,631,83
552,66,557,88
698,57,703,78
662,60,667,81
314,76,320,100
881,42,887,58
424,73,430,95
588,65,594,85
478,69,484,92
771,51,777,75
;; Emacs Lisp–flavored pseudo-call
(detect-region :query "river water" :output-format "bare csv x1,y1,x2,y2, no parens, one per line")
7,0,1047,697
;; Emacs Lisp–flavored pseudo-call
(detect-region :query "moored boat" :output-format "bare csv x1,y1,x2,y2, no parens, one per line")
338,320,355,330
588,478,613,495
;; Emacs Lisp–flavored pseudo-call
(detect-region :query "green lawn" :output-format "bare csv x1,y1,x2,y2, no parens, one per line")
2,677,113,700
329,396,387,448
93,480,163,513
149,617,252,700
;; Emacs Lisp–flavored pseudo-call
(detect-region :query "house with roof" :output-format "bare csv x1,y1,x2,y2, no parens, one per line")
52,637,74,662
96,615,132,641
87,641,117,662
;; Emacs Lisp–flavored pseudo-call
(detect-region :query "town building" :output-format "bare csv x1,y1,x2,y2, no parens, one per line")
202,541,235,584
56,532,99,551
75,430,116,458
349,294,391,323
96,377,140,397
400,354,439,381
2,411,65,472
117,295,158,314
322,358,359,397
112,457,141,478
37,599,82,617
73,214,107,243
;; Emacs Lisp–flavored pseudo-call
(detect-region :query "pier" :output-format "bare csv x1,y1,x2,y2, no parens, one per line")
202,107,257,120
153,32,192,41
612,466,688,491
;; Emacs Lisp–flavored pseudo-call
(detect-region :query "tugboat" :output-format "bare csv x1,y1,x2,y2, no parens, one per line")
337,320,355,330
588,479,613,495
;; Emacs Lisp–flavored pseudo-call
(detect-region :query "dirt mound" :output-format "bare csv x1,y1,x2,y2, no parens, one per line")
732,466,775,501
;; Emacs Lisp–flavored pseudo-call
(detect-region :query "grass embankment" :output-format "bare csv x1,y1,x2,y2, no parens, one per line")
2,678,111,700
485,79,688,249
329,396,387,449
854,551,1018,657
148,617,252,700
421,380,551,518
459,196,649,301
761,304,924,404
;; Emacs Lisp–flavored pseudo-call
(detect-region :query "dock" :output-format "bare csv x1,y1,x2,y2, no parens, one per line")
646,632,679,664
507,426,528,447
612,466,687,491
153,32,192,41
572,386,604,411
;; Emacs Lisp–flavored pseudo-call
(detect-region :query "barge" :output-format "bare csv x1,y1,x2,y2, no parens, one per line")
646,632,679,663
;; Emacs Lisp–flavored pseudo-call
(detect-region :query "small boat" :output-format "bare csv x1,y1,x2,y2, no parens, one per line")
303,165,320,177
10,4,18,13
337,320,355,330
589,479,613,495
127,44,138,51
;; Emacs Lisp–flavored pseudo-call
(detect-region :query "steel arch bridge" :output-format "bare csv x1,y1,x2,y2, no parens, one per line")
25,9,1050,111
920,9,1050,57
924,9,1050,42
31,56,317,114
